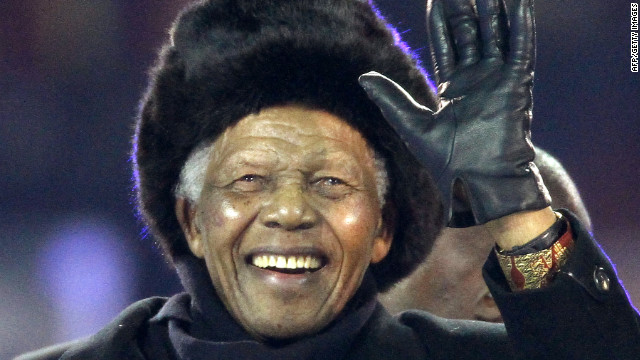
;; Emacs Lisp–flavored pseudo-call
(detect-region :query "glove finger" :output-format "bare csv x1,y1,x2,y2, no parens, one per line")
358,71,435,138
508,0,535,69
477,0,508,59
442,0,481,66
427,0,456,83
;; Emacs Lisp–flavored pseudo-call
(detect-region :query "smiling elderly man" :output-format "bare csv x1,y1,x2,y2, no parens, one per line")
174,105,395,340
17,0,639,359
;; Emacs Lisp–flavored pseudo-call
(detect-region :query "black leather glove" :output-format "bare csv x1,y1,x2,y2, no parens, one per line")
359,0,550,227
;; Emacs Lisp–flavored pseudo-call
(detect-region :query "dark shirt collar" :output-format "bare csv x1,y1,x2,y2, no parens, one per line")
149,254,378,360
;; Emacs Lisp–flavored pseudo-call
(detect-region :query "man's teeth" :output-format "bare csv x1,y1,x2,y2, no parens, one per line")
252,254,322,270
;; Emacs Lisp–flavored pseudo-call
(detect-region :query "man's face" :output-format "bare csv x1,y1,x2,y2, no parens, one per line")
379,226,502,322
178,105,392,340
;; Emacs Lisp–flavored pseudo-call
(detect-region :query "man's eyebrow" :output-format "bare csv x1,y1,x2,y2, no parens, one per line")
302,147,361,160
302,149,354,164
302,151,366,178
222,149,279,166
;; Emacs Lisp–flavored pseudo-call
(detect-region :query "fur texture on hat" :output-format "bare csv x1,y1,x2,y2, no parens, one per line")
133,0,442,291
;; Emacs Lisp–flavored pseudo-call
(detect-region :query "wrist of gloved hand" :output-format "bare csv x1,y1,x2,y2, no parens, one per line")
448,161,551,227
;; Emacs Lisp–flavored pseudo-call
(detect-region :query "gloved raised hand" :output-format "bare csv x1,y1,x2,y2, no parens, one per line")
359,0,550,227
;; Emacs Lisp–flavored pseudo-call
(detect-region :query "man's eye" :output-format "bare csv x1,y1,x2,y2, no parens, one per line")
239,174,261,182
231,174,265,191
320,177,345,186
313,177,351,199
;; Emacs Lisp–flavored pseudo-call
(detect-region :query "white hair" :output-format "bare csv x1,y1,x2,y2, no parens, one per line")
175,143,215,202
175,142,389,207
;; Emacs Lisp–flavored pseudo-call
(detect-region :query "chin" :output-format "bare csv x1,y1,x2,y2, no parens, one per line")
245,317,331,342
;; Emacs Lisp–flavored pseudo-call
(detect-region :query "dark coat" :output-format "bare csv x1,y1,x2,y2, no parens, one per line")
15,212,640,360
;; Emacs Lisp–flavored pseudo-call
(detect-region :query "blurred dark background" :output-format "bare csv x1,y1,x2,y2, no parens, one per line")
1,1,638,357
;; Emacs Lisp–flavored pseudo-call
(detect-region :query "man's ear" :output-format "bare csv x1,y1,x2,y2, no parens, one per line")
175,197,204,258
473,288,503,323
371,211,394,264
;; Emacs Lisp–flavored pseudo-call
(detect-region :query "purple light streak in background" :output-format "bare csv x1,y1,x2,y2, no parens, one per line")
36,217,135,342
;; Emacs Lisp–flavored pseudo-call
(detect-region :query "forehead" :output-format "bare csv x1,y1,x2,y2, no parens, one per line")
213,105,375,162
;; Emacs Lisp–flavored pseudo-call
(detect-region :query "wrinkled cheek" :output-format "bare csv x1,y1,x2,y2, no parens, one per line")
206,211,226,228
215,199,242,224
335,202,379,249
221,204,241,222
202,198,242,230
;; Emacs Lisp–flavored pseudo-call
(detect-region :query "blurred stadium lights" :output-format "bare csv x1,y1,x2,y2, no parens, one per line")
35,215,135,342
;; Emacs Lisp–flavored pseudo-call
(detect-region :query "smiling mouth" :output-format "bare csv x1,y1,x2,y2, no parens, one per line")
249,254,325,274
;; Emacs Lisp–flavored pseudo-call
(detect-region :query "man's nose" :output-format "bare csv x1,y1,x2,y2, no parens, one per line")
259,183,318,230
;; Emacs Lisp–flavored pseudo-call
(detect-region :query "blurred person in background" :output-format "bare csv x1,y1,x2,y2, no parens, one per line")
380,148,593,321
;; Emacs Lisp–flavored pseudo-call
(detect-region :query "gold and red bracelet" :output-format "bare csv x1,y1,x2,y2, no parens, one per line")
495,213,575,291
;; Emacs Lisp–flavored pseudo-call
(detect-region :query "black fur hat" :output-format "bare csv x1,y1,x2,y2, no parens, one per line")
133,0,443,291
